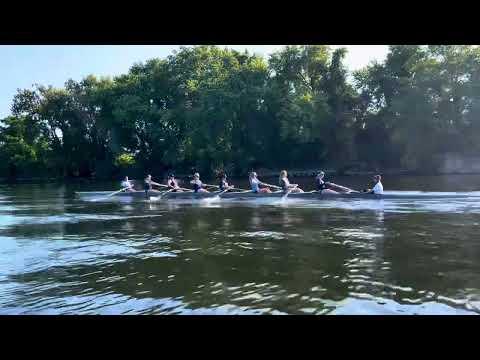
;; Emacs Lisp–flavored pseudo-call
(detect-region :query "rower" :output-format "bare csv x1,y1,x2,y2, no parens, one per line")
279,170,304,193
365,175,384,194
315,171,356,193
249,172,272,193
219,173,234,192
190,173,209,193
315,171,338,194
121,176,135,192
144,174,162,197
167,174,182,192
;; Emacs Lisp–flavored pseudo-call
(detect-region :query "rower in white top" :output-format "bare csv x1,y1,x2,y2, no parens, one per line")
121,176,135,192
365,174,383,194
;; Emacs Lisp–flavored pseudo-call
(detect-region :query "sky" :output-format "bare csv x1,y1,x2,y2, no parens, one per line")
0,45,388,119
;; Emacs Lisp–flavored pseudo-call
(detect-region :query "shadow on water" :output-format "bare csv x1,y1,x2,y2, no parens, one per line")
0,178,480,314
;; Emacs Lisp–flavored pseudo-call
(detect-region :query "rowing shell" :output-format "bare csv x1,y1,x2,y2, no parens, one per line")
75,190,480,201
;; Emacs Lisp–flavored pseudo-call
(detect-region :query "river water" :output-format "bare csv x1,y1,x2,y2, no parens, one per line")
1,175,480,315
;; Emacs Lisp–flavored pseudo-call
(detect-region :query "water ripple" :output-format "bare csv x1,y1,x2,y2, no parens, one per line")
1,183,480,314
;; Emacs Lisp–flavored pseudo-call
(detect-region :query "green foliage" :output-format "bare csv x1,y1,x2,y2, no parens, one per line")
0,116,47,177
355,45,480,171
2,45,480,179
114,153,136,168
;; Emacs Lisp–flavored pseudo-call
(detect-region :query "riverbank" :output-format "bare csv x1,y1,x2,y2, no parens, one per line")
3,168,480,184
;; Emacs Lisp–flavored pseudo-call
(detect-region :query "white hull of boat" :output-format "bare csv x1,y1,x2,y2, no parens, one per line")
75,190,480,201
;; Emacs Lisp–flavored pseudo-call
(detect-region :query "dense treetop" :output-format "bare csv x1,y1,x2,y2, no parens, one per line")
2,45,480,179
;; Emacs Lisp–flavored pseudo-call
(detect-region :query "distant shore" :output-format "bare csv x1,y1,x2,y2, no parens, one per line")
2,169,480,184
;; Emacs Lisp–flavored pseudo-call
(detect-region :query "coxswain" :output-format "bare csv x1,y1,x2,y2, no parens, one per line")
364,174,384,194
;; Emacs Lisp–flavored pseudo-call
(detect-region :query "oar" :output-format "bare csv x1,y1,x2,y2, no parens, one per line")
156,183,193,192
107,187,129,198
282,185,297,200
261,182,282,190
231,187,249,192
169,186,194,192
216,188,231,196
158,188,175,199
282,189,292,200
327,182,359,193
152,182,190,191
204,184,244,193
179,188,194,192
204,184,220,189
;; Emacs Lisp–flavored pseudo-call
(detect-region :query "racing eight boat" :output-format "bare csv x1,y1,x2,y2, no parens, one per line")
75,190,480,201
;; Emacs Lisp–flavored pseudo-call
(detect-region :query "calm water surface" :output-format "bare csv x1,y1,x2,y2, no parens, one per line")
1,175,480,314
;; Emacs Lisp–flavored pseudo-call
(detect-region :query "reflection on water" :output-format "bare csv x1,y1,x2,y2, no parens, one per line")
1,176,480,315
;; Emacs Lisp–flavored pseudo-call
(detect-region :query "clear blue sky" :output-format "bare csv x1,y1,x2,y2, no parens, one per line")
0,45,388,119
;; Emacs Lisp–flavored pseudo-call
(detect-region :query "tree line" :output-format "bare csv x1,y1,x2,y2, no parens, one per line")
1,45,480,180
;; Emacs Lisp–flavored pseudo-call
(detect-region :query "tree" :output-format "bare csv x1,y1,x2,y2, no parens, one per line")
0,116,48,177
3,45,480,179
266,45,358,168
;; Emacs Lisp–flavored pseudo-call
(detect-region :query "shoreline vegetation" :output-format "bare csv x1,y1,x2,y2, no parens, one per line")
2,45,480,181
2,168,480,184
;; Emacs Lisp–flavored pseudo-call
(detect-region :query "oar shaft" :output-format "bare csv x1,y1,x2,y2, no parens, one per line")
107,187,129,197
282,187,294,199
153,182,193,192
216,188,230,196
152,181,247,193
328,182,357,193
159,188,175,198
262,183,282,190
207,184,247,192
